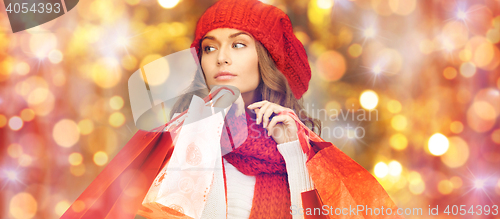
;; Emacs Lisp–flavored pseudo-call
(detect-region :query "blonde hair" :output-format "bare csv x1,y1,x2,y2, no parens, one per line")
170,41,322,136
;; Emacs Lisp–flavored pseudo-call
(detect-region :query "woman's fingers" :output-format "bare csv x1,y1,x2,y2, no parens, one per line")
266,114,287,135
247,100,268,109
255,102,271,125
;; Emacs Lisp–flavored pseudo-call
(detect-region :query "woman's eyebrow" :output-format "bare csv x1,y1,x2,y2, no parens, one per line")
201,32,252,44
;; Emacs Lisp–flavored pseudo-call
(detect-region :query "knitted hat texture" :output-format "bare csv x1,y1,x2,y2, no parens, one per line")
190,0,311,99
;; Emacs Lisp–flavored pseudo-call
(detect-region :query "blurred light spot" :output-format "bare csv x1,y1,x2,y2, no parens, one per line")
459,49,472,62
457,10,467,20
71,200,86,212
419,39,434,54
109,112,125,127
20,108,35,122
0,114,6,128
428,133,449,156
70,164,86,176
316,50,346,82
53,119,80,148
492,129,500,144
94,151,108,166
487,28,500,44
53,73,66,86
55,200,70,216
9,116,23,131
473,101,497,120
372,64,382,74
158,0,180,9
15,62,30,75
8,144,23,158
374,162,389,178
48,50,63,64
10,192,37,219
345,97,360,111
18,154,32,166
348,43,362,58
441,136,469,168
438,180,453,194
359,90,378,110
121,55,137,71
408,172,425,195
364,26,376,38
389,0,416,15
387,100,402,114
109,96,124,110
68,153,83,166
388,160,402,176
450,176,463,189
27,87,49,105
407,171,421,184
449,121,463,134
317,0,333,9
91,57,122,89
467,101,495,133
460,62,476,78
442,21,468,50
474,42,494,68
30,32,57,59
474,179,485,189
5,170,18,181
324,101,341,117
389,133,407,150
78,119,94,135
391,115,407,131
443,67,457,80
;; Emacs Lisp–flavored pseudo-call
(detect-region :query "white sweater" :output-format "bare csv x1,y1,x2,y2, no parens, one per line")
218,140,314,219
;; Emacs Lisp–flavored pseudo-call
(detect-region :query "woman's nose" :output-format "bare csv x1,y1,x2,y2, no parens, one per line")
217,46,231,65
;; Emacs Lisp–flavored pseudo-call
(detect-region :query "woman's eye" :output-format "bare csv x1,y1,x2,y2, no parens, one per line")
204,46,215,53
233,43,246,48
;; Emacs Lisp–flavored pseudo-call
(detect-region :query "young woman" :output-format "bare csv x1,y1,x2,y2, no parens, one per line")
62,0,401,218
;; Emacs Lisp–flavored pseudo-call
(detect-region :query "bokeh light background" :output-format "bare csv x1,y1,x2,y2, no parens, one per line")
1,0,500,218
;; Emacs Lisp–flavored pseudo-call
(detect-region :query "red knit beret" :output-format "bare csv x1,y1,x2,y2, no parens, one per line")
190,0,311,99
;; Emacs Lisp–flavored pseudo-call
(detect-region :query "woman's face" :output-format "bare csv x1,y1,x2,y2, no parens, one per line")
200,28,260,94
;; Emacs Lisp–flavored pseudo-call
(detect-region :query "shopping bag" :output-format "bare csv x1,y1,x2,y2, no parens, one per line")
139,93,230,219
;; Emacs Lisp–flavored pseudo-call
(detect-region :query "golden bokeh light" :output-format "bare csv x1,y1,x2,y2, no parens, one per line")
53,73,66,86
9,116,23,131
0,114,6,128
374,162,389,178
391,115,407,131
491,129,500,144
459,49,472,62
428,133,449,156
53,119,80,148
29,32,57,59
15,62,30,75
389,133,408,151
441,136,469,168
109,112,126,127
359,90,379,110
55,200,71,216
69,153,84,166
9,192,37,219
450,176,463,189
472,101,497,120
316,50,346,82
48,50,64,64
91,57,122,89
437,180,453,195
94,151,109,166
387,100,402,114
158,0,180,9
348,43,363,58
388,0,416,16
78,119,94,135
109,96,124,110
8,143,23,158
19,154,33,167
459,62,476,78
20,108,35,122
70,164,86,176
388,160,402,176
467,100,496,133
324,100,341,117
121,55,138,71
443,67,457,80
449,121,463,134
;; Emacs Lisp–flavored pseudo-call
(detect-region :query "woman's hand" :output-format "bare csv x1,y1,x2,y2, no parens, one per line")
247,100,298,144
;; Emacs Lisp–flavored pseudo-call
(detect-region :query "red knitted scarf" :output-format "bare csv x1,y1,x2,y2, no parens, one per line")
221,107,292,219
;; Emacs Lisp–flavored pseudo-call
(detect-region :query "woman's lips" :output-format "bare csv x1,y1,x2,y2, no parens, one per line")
215,75,236,80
